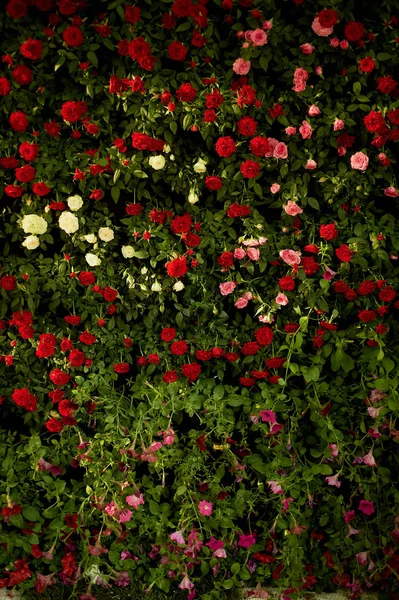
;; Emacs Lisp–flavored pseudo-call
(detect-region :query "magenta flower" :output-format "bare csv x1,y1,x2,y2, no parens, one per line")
178,575,194,590
170,530,186,545
259,409,276,423
238,533,256,548
206,536,224,551
358,500,375,515
126,493,144,509
325,474,341,488
119,509,132,523
198,500,213,516
268,481,284,494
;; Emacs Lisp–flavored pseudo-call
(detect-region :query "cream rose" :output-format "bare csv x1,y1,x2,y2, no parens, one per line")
85,253,102,266
151,281,162,292
59,211,79,234
98,227,114,242
22,235,40,250
173,281,185,292
193,158,207,173
67,195,83,211
188,190,199,204
122,245,135,258
148,155,166,170
83,234,97,244
21,214,48,235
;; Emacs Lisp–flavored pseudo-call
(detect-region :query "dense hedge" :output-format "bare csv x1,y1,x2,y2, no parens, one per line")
1,0,399,598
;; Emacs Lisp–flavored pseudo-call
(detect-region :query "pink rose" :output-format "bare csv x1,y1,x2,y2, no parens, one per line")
284,201,303,216
242,42,250,49
311,17,334,36
265,137,278,157
285,126,296,135
299,120,313,139
275,293,289,306
340,39,349,50
270,183,280,193
244,31,253,41
273,142,288,159
337,147,347,156
234,248,246,259
334,118,345,130
294,67,309,82
292,80,307,93
235,296,249,309
247,247,260,260
378,152,387,162
250,29,268,46
300,43,315,55
384,187,398,197
305,159,317,169
350,151,369,171
308,104,321,117
262,20,273,30
315,65,323,75
232,58,251,75
279,249,302,265
219,281,236,295
330,37,340,47
258,237,267,245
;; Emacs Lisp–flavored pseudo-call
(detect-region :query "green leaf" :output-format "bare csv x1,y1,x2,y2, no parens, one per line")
353,81,361,96
170,121,177,135
303,366,320,382
87,51,98,67
377,53,392,61
308,197,320,210
22,506,41,522
133,170,148,178
111,186,120,203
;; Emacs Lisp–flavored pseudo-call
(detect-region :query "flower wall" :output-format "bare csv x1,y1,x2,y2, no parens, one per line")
1,0,399,598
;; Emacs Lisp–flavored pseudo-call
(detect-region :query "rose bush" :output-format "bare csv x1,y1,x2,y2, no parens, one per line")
1,1,399,599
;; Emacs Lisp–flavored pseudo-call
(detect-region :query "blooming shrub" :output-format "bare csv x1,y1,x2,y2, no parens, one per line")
1,1,399,599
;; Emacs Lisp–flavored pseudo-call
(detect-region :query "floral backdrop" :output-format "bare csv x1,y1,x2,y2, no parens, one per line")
1,0,399,598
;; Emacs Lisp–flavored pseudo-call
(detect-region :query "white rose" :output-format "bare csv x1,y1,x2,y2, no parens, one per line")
148,155,166,170
85,253,102,266
122,245,135,258
83,234,97,244
163,144,171,153
188,190,199,204
173,281,185,292
59,211,79,235
193,158,207,173
21,214,48,235
141,266,148,275
169,154,175,161
151,281,162,292
22,235,40,250
67,195,83,211
98,227,114,242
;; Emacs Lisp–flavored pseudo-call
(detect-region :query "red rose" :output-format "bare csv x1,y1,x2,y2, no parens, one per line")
168,41,188,61
211,347,224,358
4,185,24,197
78,271,95,286
284,323,299,334
203,109,217,123
0,157,19,169
240,377,256,387
318,9,339,28
242,342,261,356
217,251,234,268
319,224,338,240
103,286,118,302
183,233,201,247
49,369,70,386
0,77,12,96
192,30,207,48
128,36,151,60
60,100,88,122
344,22,364,42
59,0,77,15
8,110,29,132
240,160,260,178
181,362,201,382
301,257,320,276
333,281,349,293
379,287,396,302
58,400,78,417
250,370,269,379
19,142,39,161
90,189,103,201
224,351,239,362
12,65,32,85
250,136,270,157
359,57,375,73
320,322,338,331
166,257,188,278
163,370,179,383
363,111,386,133
375,324,388,335
377,76,398,95
357,280,376,295
7,0,28,19
388,109,399,125
138,54,157,71
304,244,319,254
147,353,160,364
114,363,130,374
171,214,192,234
195,350,212,361
60,338,73,352
32,182,51,196
11,388,38,411
266,357,286,369
226,204,251,218
79,331,97,345
161,327,176,342
176,83,197,102
131,132,165,151
170,340,188,355
64,315,81,325
358,310,376,323
125,203,143,217
15,164,35,182
237,116,258,136
205,89,224,109
63,26,84,47
162,13,176,29
125,6,141,23
44,121,61,137
205,176,223,190
45,418,64,432
68,349,85,367
279,276,295,291
255,326,274,346
215,136,236,157
335,244,353,262
20,38,43,60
